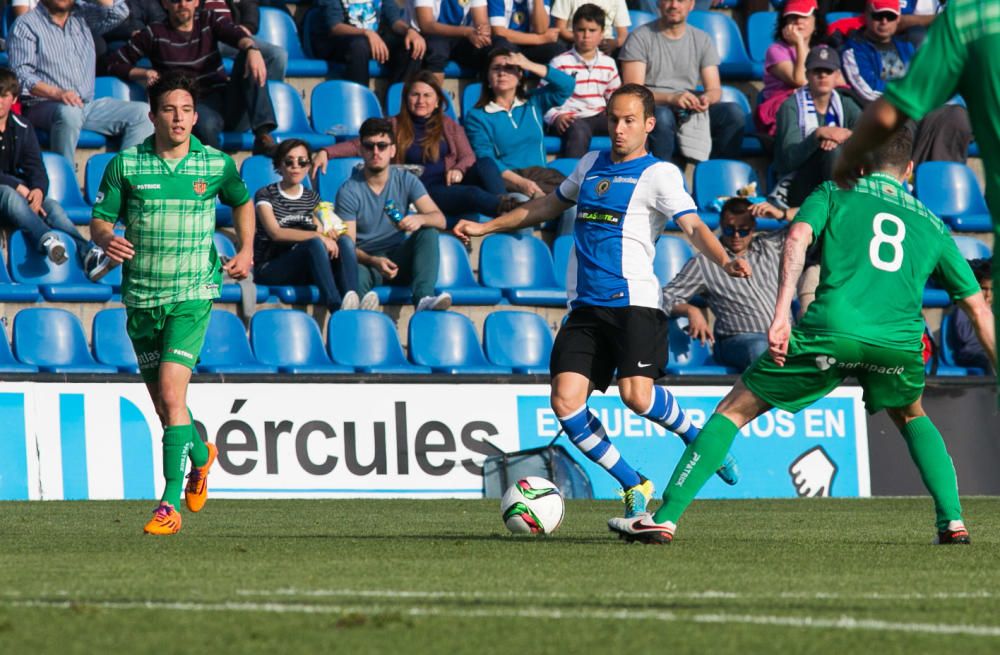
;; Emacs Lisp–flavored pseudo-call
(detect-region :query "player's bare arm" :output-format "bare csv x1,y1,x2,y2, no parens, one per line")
769,221,813,366
675,211,752,278
452,193,573,244
834,98,909,189
89,218,135,263
956,292,997,374
225,199,255,280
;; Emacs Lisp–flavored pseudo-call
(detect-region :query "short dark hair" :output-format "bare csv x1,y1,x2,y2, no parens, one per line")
148,71,199,112
720,197,754,222
867,127,913,174
0,68,19,98
272,138,311,170
969,258,992,285
572,3,606,29
609,84,655,120
359,117,395,144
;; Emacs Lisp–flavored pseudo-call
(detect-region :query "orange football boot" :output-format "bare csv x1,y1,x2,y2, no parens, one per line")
184,442,218,513
143,504,182,535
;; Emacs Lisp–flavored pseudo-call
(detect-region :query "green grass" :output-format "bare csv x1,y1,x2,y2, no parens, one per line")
1,498,999,654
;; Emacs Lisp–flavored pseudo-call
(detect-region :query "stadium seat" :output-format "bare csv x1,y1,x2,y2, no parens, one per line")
953,235,991,260
13,308,117,373
8,231,113,302
691,159,781,230
385,82,458,121
92,308,140,374
0,322,38,373
720,85,766,156
924,237,990,307
310,80,383,142
547,158,580,177
256,7,328,77
436,233,504,304
479,233,566,306
653,235,695,287
0,247,40,302
316,157,363,201
408,311,512,374
664,318,737,375
483,311,553,374
552,234,573,289
938,311,988,375
270,81,337,148
250,309,353,373
915,162,992,232
628,10,657,31
686,11,762,79
747,11,777,64
327,310,431,374
240,154,282,197
462,82,561,153
94,76,132,101
43,152,93,225
826,11,858,23
84,152,117,205
196,310,278,374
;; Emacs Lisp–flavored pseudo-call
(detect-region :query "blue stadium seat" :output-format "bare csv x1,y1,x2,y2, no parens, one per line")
301,7,386,78
547,157,580,177
628,10,657,31
310,80,383,142
915,162,992,232
953,235,991,260
720,85,766,157
85,152,117,205
385,82,458,121
923,237,990,307
250,309,353,373
747,11,777,64
316,157,363,201
213,232,269,303
94,76,132,101
328,310,431,374
0,247,40,302
43,152,93,225
462,82,560,153
483,311,553,374
938,311,988,375
552,234,573,289
92,308,139,374
664,318,737,375
0,322,38,373
257,7,328,77
436,233,504,304
196,310,278,374
687,11,761,79
479,233,566,306
240,154,282,197
826,11,859,23
8,231,113,302
13,308,117,373
270,81,337,148
692,159,760,229
408,311,512,374
653,235,695,287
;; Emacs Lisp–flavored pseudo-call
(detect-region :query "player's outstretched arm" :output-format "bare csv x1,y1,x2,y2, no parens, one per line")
956,292,997,374
768,221,813,366
225,200,255,280
452,193,572,244
676,212,751,278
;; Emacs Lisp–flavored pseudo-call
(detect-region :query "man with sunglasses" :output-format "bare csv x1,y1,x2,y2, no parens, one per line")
662,197,788,372
335,117,452,313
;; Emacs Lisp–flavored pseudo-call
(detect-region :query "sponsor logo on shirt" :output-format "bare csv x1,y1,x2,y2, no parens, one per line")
134,183,161,190
815,355,904,375
169,348,195,360
612,175,639,185
578,207,622,224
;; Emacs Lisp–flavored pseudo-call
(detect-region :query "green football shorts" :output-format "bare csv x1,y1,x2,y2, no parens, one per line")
126,300,213,383
741,329,925,414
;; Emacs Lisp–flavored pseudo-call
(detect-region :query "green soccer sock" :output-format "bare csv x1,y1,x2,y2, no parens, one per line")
161,425,192,508
654,414,740,525
900,416,962,531
187,407,209,468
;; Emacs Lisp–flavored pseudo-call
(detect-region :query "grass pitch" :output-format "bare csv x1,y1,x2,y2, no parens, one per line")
1,497,999,654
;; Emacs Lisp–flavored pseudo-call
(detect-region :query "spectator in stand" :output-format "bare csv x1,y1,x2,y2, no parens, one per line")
411,0,492,86
92,0,166,75
335,117,453,313
0,68,111,280
465,49,574,201
311,0,425,87
316,71,516,219
755,0,828,137
545,4,620,158
661,197,787,371
897,0,942,46
487,0,565,62
840,0,970,164
619,0,743,163
108,0,278,155
550,0,628,55
951,259,993,372
254,139,362,312
202,0,288,82
9,0,154,164
774,45,861,208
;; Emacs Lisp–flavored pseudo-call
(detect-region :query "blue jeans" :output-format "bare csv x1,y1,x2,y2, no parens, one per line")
0,185,93,259
427,158,508,217
649,102,745,162
714,332,768,372
24,97,154,163
255,235,359,310
219,38,288,82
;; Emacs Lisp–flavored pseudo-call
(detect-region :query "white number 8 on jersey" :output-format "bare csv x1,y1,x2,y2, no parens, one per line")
869,212,906,272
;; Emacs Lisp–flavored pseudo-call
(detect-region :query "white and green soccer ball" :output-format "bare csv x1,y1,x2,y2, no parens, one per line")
500,476,564,535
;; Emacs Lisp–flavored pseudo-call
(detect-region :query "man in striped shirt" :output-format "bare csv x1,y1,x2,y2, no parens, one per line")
545,3,620,158
661,197,786,371
108,0,278,155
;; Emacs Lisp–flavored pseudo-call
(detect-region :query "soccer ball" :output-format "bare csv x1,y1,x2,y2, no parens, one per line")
500,477,565,535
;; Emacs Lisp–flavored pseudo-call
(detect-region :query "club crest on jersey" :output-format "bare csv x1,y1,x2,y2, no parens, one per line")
596,179,611,196
193,178,207,195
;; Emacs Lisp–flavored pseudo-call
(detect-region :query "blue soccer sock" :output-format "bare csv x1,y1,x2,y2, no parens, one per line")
642,385,700,444
559,404,642,489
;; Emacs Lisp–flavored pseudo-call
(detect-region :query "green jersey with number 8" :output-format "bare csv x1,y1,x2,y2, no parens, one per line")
794,173,980,351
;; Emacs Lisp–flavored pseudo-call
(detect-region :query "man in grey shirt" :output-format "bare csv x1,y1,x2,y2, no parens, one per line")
618,0,742,162
662,198,787,371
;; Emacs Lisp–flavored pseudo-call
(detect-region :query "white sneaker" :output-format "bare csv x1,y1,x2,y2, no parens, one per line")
84,246,117,281
360,290,381,311
416,292,452,312
340,290,360,310
42,235,68,265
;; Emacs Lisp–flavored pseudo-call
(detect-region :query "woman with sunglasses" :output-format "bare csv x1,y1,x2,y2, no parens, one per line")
315,72,517,219
254,139,364,311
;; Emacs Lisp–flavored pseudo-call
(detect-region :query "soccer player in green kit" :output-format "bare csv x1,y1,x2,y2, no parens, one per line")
610,129,996,546
90,72,255,535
